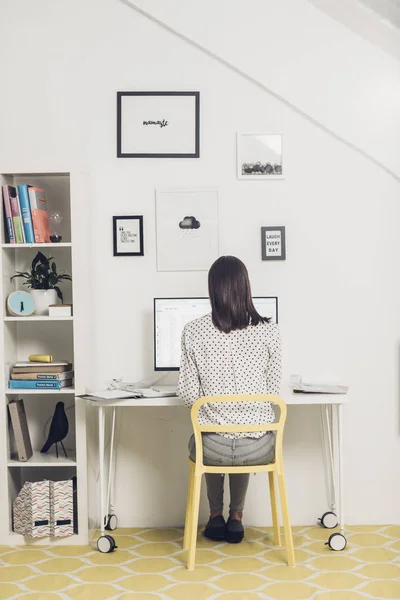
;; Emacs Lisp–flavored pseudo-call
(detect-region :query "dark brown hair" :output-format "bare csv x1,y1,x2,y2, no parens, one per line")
208,256,270,334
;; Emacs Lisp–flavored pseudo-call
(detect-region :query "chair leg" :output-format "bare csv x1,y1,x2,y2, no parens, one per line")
187,473,202,570
183,461,195,549
277,470,295,567
268,471,281,546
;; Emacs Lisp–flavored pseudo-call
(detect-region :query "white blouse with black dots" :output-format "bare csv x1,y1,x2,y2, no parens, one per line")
178,313,282,439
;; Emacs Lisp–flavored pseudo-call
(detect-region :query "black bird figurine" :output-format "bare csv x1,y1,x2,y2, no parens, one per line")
41,401,69,458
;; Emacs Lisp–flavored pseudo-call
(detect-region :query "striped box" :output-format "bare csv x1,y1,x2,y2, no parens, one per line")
50,480,74,537
13,480,51,537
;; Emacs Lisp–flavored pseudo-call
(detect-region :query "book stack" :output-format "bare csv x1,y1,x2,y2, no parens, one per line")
2,184,50,244
9,361,73,390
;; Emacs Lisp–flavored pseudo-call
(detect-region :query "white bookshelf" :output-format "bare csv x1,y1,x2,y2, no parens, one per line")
5,389,76,395
8,451,77,467
2,243,72,249
0,170,91,546
4,316,74,322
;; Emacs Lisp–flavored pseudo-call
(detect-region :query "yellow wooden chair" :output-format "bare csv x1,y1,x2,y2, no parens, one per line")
183,394,295,570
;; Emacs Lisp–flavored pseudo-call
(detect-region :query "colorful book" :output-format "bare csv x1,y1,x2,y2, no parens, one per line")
11,371,74,381
28,187,50,243
2,185,15,243
6,186,24,243
9,379,73,389
17,184,35,243
16,187,26,242
8,399,33,461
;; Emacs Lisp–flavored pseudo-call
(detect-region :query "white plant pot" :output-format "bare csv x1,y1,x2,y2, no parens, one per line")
30,289,58,315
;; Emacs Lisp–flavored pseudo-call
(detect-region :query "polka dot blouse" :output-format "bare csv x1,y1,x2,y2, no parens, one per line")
178,313,282,439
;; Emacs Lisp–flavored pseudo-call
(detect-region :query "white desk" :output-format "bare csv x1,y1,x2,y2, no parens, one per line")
85,386,348,553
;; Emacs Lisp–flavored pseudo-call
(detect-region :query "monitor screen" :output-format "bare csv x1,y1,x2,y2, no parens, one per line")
154,296,278,371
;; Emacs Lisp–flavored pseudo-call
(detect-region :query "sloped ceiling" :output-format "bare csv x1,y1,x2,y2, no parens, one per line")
310,0,400,59
360,0,400,28
121,0,400,180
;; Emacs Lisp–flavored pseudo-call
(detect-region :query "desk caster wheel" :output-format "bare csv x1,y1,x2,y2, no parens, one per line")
97,535,117,553
105,514,118,531
319,512,338,529
326,532,347,551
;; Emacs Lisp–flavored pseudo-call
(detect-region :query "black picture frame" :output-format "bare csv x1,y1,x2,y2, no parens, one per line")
113,215,144,257
261,226,286,261
117,91,200,158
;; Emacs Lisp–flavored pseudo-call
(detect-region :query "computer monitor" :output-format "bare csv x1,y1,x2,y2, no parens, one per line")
154,297,278,371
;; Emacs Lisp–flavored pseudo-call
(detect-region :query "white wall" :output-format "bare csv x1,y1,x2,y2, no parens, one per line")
1,0,400,527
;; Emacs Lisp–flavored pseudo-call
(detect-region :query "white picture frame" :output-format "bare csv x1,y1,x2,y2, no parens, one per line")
117,92,200,158
237,133,284,179
155,187,219,271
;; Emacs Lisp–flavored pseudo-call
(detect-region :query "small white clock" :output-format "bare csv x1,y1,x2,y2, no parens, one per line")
7,291,36,317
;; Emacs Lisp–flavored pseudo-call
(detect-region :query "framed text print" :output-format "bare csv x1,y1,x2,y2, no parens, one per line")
261,226,286,260
117,91,200,158
237,133,284,179
113,215,144,256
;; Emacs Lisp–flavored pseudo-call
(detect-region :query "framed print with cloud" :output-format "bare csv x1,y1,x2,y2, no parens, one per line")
155,188,219,271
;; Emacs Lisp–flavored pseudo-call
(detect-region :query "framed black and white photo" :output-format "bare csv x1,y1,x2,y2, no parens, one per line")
117,91,200,158
237,133,284,179
261,226,286,260
155,187,219,271
113,215,144,256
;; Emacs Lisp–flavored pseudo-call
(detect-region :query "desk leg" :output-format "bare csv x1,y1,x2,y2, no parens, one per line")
337,403,344,534
105,407,118,531
324,403,347,551
96,407,117,553
320,405,334,512
99,405,106,538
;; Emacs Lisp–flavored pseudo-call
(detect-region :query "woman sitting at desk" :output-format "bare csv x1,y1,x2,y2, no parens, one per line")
178,255,281,543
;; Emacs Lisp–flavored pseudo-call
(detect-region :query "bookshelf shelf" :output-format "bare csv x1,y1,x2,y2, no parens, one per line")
0,170,90,546
6,388,76,395
8,451,77,467
4,316,73,322
2,243,72,249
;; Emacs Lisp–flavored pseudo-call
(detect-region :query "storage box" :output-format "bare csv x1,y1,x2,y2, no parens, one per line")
13,480,51,537
13,479,75,538
48,304,72,317
50,480,74,537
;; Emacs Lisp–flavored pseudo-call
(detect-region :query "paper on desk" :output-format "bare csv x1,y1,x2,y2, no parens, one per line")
80,389,142,401
293,383,348,394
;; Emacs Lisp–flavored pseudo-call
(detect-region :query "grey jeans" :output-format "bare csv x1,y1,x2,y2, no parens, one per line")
189,432,275,512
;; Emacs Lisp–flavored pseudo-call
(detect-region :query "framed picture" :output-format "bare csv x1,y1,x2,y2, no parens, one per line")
155,188,219,271
113,216,144,256
237,133,284,179
261,226,286,260
117,91,200,158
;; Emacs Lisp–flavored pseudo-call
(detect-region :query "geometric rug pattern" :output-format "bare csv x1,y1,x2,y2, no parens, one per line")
0,525,399,599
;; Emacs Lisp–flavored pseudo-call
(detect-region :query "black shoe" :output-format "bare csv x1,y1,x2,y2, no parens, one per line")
225,518,244,543
203,515,226,541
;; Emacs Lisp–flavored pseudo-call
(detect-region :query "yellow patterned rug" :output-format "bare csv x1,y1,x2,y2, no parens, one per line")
0,525,399,599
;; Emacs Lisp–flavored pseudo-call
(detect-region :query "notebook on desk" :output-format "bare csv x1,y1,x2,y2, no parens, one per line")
81,385,177,401
292,383,348,394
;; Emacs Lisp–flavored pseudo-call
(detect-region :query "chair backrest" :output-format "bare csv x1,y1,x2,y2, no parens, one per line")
190,394,287,468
